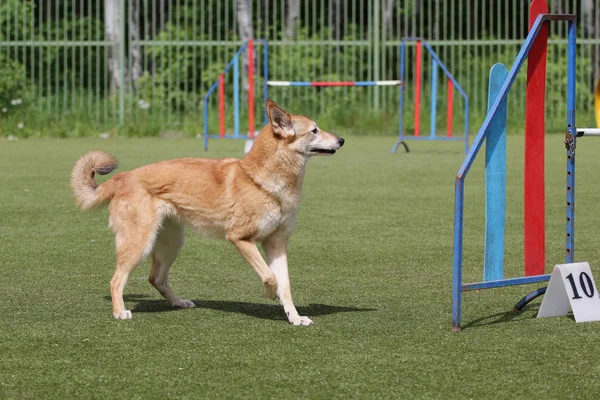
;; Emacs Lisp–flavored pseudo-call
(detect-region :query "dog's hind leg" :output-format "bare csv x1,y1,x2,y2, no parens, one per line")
263,233,313,326
149,218,195,309
109,198,161,320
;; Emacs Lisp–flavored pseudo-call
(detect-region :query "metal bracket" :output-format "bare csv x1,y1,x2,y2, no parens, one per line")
565,129,575,152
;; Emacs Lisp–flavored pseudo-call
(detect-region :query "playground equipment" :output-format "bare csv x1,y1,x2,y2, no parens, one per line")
451,0,598,331
392,38,470,155
203,40,461,153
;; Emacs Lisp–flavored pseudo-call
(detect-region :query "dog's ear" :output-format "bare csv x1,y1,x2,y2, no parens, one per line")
266,99,294,138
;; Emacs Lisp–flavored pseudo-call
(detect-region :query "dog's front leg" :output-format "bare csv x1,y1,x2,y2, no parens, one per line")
263,235,313,326
231,240,278,300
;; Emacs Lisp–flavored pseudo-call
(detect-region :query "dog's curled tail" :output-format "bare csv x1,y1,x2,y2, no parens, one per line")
70,150,118,211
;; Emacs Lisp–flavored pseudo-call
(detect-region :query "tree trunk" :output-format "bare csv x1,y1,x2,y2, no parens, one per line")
383,0,395,37
331,0,345,41
129,0,142,86
104,0,122,93
285,0,300,40
582,0,599,85
236,0,255,91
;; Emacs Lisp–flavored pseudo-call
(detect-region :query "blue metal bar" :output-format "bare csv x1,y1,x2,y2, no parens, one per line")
203,96,209,151
566,19,577,264
223,42,248,75
421,40,468,102
400,41,405,139
456,15,547,180
234,56,240,138
464,99,470,154
430,60,438,137
392,41,406,154
463,275,551,291
484,63,508,282
452,178,465,331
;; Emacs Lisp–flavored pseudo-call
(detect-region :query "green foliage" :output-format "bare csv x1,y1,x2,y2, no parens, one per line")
0,0,36,41
0,54,26,106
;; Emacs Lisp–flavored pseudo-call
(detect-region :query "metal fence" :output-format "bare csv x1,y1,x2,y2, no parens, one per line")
0,0,599,137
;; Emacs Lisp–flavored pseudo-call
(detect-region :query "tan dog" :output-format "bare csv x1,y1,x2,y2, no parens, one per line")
70,100,344,325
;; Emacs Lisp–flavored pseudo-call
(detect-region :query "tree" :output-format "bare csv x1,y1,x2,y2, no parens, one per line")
236,0,255,92
129,0,142,85
104,0,122,93
285,0,300,40
582,0,599,84
383,0,395,37
331,0,344,41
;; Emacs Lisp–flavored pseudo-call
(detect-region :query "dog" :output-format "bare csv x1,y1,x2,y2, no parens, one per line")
70,99,345,325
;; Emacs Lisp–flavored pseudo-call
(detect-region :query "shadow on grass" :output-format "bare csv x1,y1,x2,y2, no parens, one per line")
105,294,376,321
461,305,575,330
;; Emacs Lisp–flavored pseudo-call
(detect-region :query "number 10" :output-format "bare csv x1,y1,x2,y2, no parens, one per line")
565,272,595,299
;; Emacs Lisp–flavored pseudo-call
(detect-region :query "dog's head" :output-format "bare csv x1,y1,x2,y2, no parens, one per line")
265,99,345,157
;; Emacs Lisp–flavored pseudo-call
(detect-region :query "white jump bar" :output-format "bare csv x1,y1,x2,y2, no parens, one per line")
576,128,600,137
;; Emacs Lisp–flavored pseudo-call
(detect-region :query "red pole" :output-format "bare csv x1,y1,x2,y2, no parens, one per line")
248,40,255,139
414,41,422,137
524,0,548,276
447,79,454,137
219,74,225,138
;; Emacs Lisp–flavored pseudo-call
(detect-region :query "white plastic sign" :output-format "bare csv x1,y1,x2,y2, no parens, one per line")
537,262,600,322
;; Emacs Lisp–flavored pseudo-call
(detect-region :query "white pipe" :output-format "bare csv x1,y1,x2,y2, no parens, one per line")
576,128,600,136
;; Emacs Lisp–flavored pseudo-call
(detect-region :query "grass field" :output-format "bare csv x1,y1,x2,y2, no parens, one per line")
2,135,600,399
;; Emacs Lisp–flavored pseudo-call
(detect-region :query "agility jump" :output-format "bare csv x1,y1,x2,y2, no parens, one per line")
202,39,269,151
392,37,470,155
202,39,464,153
451,0,597,331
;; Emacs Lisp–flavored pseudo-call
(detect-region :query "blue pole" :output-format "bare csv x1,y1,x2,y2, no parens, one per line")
457,15,547,180
234,56,240,138
566,19,577,264
464,99,469,154
483,63,508,282
392,41,406,153
452,178,465,331
430,60,438,137
203,96,209,151
400,40,405,140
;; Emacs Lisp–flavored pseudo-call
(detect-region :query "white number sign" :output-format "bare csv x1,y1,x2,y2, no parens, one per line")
537,262,600,323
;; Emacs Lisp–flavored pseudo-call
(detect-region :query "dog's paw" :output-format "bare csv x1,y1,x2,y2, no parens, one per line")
113,310,132,320
172,299,196,309
289,316,313,326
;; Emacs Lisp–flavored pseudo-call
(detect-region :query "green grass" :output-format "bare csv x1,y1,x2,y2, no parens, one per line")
2,135,600,399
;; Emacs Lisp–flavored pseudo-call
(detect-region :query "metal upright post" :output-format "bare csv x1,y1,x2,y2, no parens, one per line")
565,19,577,264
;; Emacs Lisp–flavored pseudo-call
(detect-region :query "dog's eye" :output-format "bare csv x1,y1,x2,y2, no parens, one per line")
311,128,318,134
